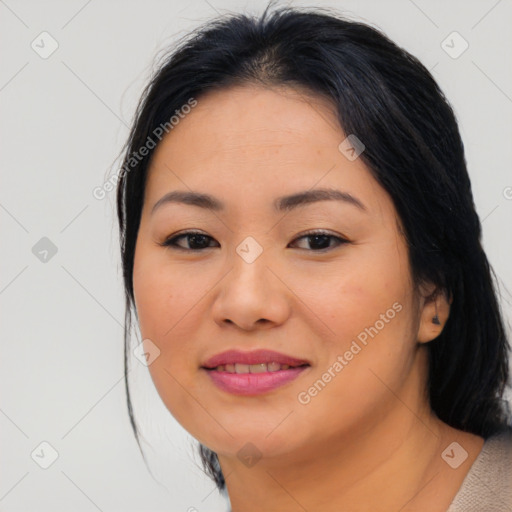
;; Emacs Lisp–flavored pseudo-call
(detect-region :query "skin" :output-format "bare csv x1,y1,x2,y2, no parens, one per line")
132,84,484,511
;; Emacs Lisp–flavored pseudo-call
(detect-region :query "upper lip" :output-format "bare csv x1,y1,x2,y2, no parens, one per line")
201,349,310,369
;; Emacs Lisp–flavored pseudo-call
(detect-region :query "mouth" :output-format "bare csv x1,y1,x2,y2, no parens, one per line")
204,362,309,373
201,349,311,395
201,348,310,369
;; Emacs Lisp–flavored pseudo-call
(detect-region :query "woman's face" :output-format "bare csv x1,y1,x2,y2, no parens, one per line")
132,84,436,463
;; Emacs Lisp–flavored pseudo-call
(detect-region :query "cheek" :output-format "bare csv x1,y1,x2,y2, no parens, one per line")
133,241,189,339
132,241,218,383
298,241,413,349
291,285,416,443
301,239,417,396
133,251,204,425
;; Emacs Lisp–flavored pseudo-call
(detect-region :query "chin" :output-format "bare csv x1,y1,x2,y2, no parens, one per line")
191,420,304,457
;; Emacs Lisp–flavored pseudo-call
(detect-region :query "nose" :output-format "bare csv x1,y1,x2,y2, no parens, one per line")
211,247,290,331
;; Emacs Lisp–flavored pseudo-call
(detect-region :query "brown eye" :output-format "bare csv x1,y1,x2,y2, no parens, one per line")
288,230,349,251
161,231,219,251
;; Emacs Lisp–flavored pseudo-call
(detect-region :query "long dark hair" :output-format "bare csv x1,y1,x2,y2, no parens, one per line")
116,3,511,492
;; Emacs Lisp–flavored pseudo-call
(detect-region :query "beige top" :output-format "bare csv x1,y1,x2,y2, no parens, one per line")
447,428,512,511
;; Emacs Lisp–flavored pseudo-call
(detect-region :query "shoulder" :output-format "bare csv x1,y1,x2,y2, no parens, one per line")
447,427,512,511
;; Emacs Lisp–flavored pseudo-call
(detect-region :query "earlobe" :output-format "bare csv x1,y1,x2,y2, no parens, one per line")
417,287,451,344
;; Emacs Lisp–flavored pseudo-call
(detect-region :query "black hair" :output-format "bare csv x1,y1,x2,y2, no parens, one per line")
116,2,511,493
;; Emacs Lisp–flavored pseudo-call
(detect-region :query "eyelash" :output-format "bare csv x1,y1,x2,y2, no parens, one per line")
160,229,349,252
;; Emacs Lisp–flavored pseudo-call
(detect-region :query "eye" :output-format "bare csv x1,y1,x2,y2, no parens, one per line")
288,230,349,251
160,231,219,251
160,229,349,252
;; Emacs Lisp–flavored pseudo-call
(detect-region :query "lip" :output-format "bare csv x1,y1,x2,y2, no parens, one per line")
201,349,311,396
201,349,310,369
204,367,309,395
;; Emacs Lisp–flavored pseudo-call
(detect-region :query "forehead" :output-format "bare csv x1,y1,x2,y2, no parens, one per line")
143,84,388,219
149,84,342,167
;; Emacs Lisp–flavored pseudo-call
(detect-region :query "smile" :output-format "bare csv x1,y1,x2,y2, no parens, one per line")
201,349,311,395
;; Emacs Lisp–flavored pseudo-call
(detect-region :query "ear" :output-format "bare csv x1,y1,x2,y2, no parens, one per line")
416,282,452,344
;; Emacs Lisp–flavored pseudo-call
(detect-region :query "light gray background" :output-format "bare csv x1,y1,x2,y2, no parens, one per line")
1,0,511,511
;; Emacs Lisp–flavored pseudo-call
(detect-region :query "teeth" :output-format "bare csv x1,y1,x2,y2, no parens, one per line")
267,362,281,372
247,363,268,374
212,362,295,373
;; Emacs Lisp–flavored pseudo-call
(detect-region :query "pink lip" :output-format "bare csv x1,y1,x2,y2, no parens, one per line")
204,367,309,395
201,349,310,396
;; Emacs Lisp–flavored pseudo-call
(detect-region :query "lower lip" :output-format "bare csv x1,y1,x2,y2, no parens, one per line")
203,366,309,395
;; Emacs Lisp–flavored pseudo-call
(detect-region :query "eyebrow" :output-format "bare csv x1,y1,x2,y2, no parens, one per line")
150,187,367,215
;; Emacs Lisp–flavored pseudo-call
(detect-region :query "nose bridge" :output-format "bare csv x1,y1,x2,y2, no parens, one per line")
235,234,266,266
230,234,271,293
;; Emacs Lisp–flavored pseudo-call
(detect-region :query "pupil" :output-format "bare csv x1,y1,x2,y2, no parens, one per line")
190,234,207,248
310,235,329,249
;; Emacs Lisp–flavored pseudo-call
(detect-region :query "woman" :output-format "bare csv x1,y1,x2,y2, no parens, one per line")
116,4,512,511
